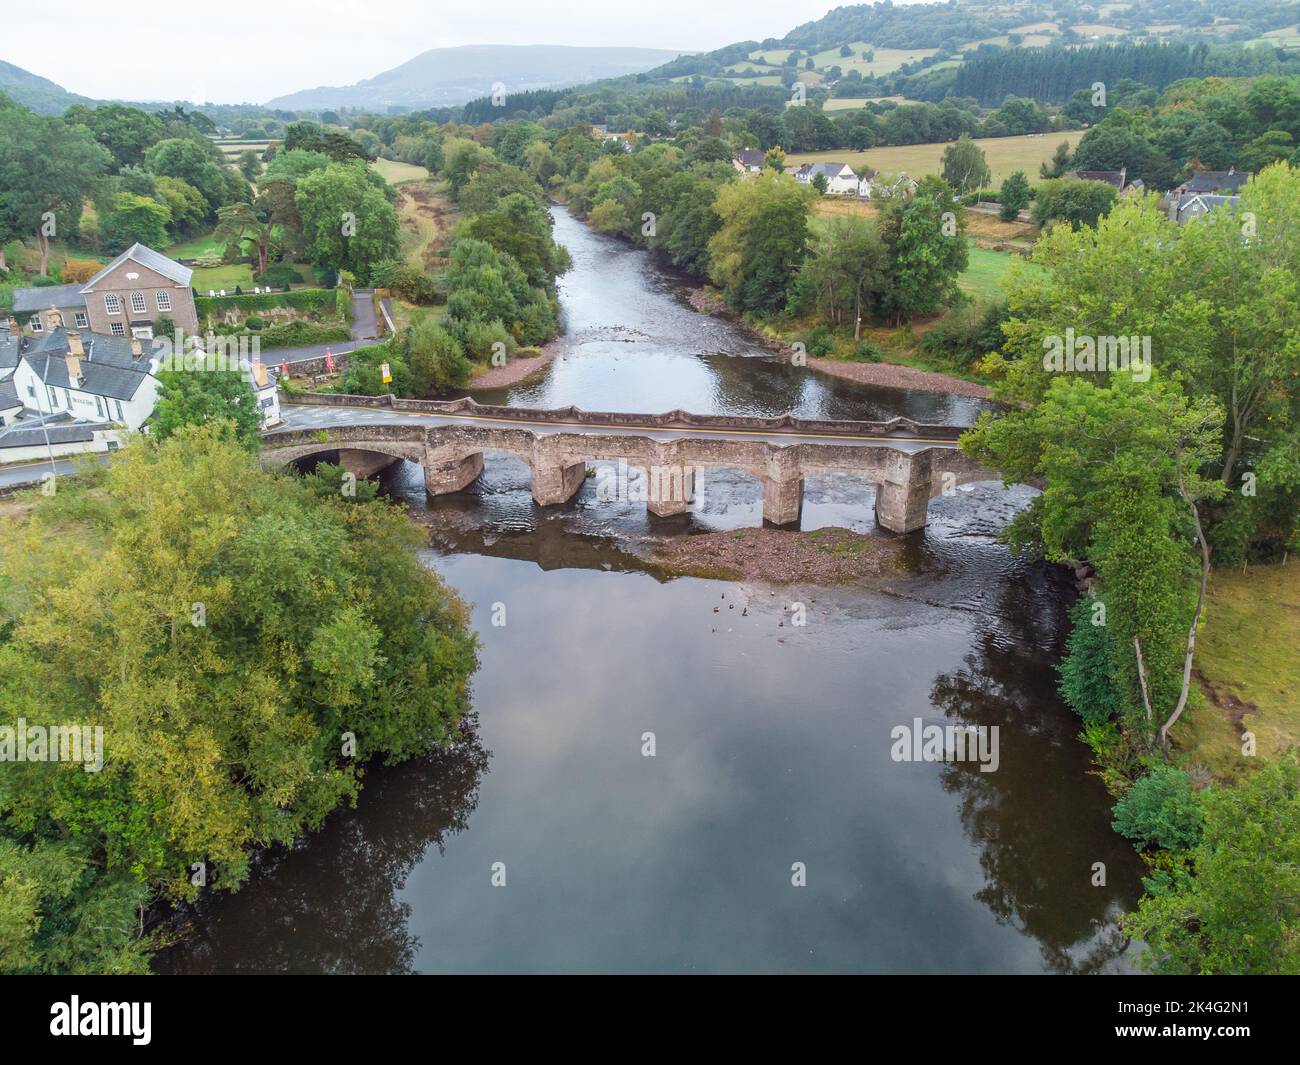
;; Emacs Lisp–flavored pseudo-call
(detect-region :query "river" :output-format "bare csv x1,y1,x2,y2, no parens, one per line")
155,208,1143,974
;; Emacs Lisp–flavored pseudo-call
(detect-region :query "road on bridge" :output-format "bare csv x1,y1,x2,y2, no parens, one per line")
273,403,962,453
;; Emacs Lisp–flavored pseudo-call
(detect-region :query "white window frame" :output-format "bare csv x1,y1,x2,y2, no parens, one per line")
29,315,43,333
47,385,57,409
74,311,88,328
95,396,105,418
155,290,172,312
114,399,125,421
110,322,125,337
104,293,122,315
130,291,146,315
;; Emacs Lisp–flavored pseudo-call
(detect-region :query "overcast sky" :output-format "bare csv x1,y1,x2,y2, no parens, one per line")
8,0,847,105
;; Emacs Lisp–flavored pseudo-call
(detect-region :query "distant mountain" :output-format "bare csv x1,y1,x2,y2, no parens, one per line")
0,60,94,114
265,44,687,111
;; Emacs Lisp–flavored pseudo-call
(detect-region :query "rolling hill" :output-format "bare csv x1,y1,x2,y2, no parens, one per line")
265,44,688,111
0,59,94,114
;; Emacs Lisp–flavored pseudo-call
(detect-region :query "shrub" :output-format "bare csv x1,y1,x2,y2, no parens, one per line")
61,258,103,284
1112,766,1205,853
255,264,302,289
256,320,351,349
244,316,265,330
853,340,884,362
920,302,1008,368
804,325,834,356
196,289,337,317
460,318,517,361
372,260,438,305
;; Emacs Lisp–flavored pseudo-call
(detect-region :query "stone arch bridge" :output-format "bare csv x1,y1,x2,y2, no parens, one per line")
261,395,998,533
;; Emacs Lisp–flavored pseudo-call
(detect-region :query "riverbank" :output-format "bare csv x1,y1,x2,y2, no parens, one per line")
682,287,991,401
466,341,560,390
652,525,906,583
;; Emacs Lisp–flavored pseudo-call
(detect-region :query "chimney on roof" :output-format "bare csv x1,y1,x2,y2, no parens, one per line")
66,354,83,388
130,336,142,357
67,331,84,357
47,305,63,330
7,318,17,339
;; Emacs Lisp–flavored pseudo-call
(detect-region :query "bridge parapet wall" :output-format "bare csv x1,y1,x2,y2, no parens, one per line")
279,391,966,442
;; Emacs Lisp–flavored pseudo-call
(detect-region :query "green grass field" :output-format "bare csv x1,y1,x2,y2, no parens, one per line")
957,244,1041,301
370,158,430,185
1173,562,1300,779
190,262,313,293
164,232,229,259
787,130,1087,185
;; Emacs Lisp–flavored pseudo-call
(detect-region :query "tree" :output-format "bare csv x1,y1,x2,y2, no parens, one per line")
154,176,207,237
940,134,991,195
0,425,477,972
877,177,968,323
1123,755,1300,974
143,137,229,217
396,318,472,394
998,170,1032,221
64,103,165,170
151,359,264,449
100,192,171,253
237,149,262,182
295,163,400,283
964,372,1224,741
0,108,110,274
1031,177,1118,230
799,213,886,338
214,201,277,276
1039,140,1073,179
707,171,813,315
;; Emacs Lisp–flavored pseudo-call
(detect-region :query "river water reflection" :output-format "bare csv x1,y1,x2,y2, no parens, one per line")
155,208,1143,974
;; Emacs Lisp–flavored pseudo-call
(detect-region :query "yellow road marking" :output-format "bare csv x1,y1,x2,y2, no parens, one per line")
283,403,961,447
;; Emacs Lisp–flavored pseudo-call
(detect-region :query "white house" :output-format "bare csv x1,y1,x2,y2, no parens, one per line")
11,325,159,430
0,316,281,464
792,162,860,195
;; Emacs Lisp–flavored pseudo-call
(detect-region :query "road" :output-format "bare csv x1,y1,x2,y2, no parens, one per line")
274,403,959,452
257,289,382,367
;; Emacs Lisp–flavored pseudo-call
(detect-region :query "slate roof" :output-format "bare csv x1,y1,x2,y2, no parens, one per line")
1183,170,1248,194
0,331,20,374
82,243,192,288
798,162,853,179
1073,169,1127,189
0,379,19,411
734,149,765,168
10,283,88,313
1172,192,1241,223
0,420,104,450
20,327,153,402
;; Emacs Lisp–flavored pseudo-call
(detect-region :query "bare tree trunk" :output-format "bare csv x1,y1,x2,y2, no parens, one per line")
36,228,49,276
1134,636,1154,728
1159,478,1213,755
0,243,7,272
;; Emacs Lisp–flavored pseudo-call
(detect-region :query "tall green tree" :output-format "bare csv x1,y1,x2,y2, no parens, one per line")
0,108,110,274
940,134,991,195
295,163,400,283
151,359,265,450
